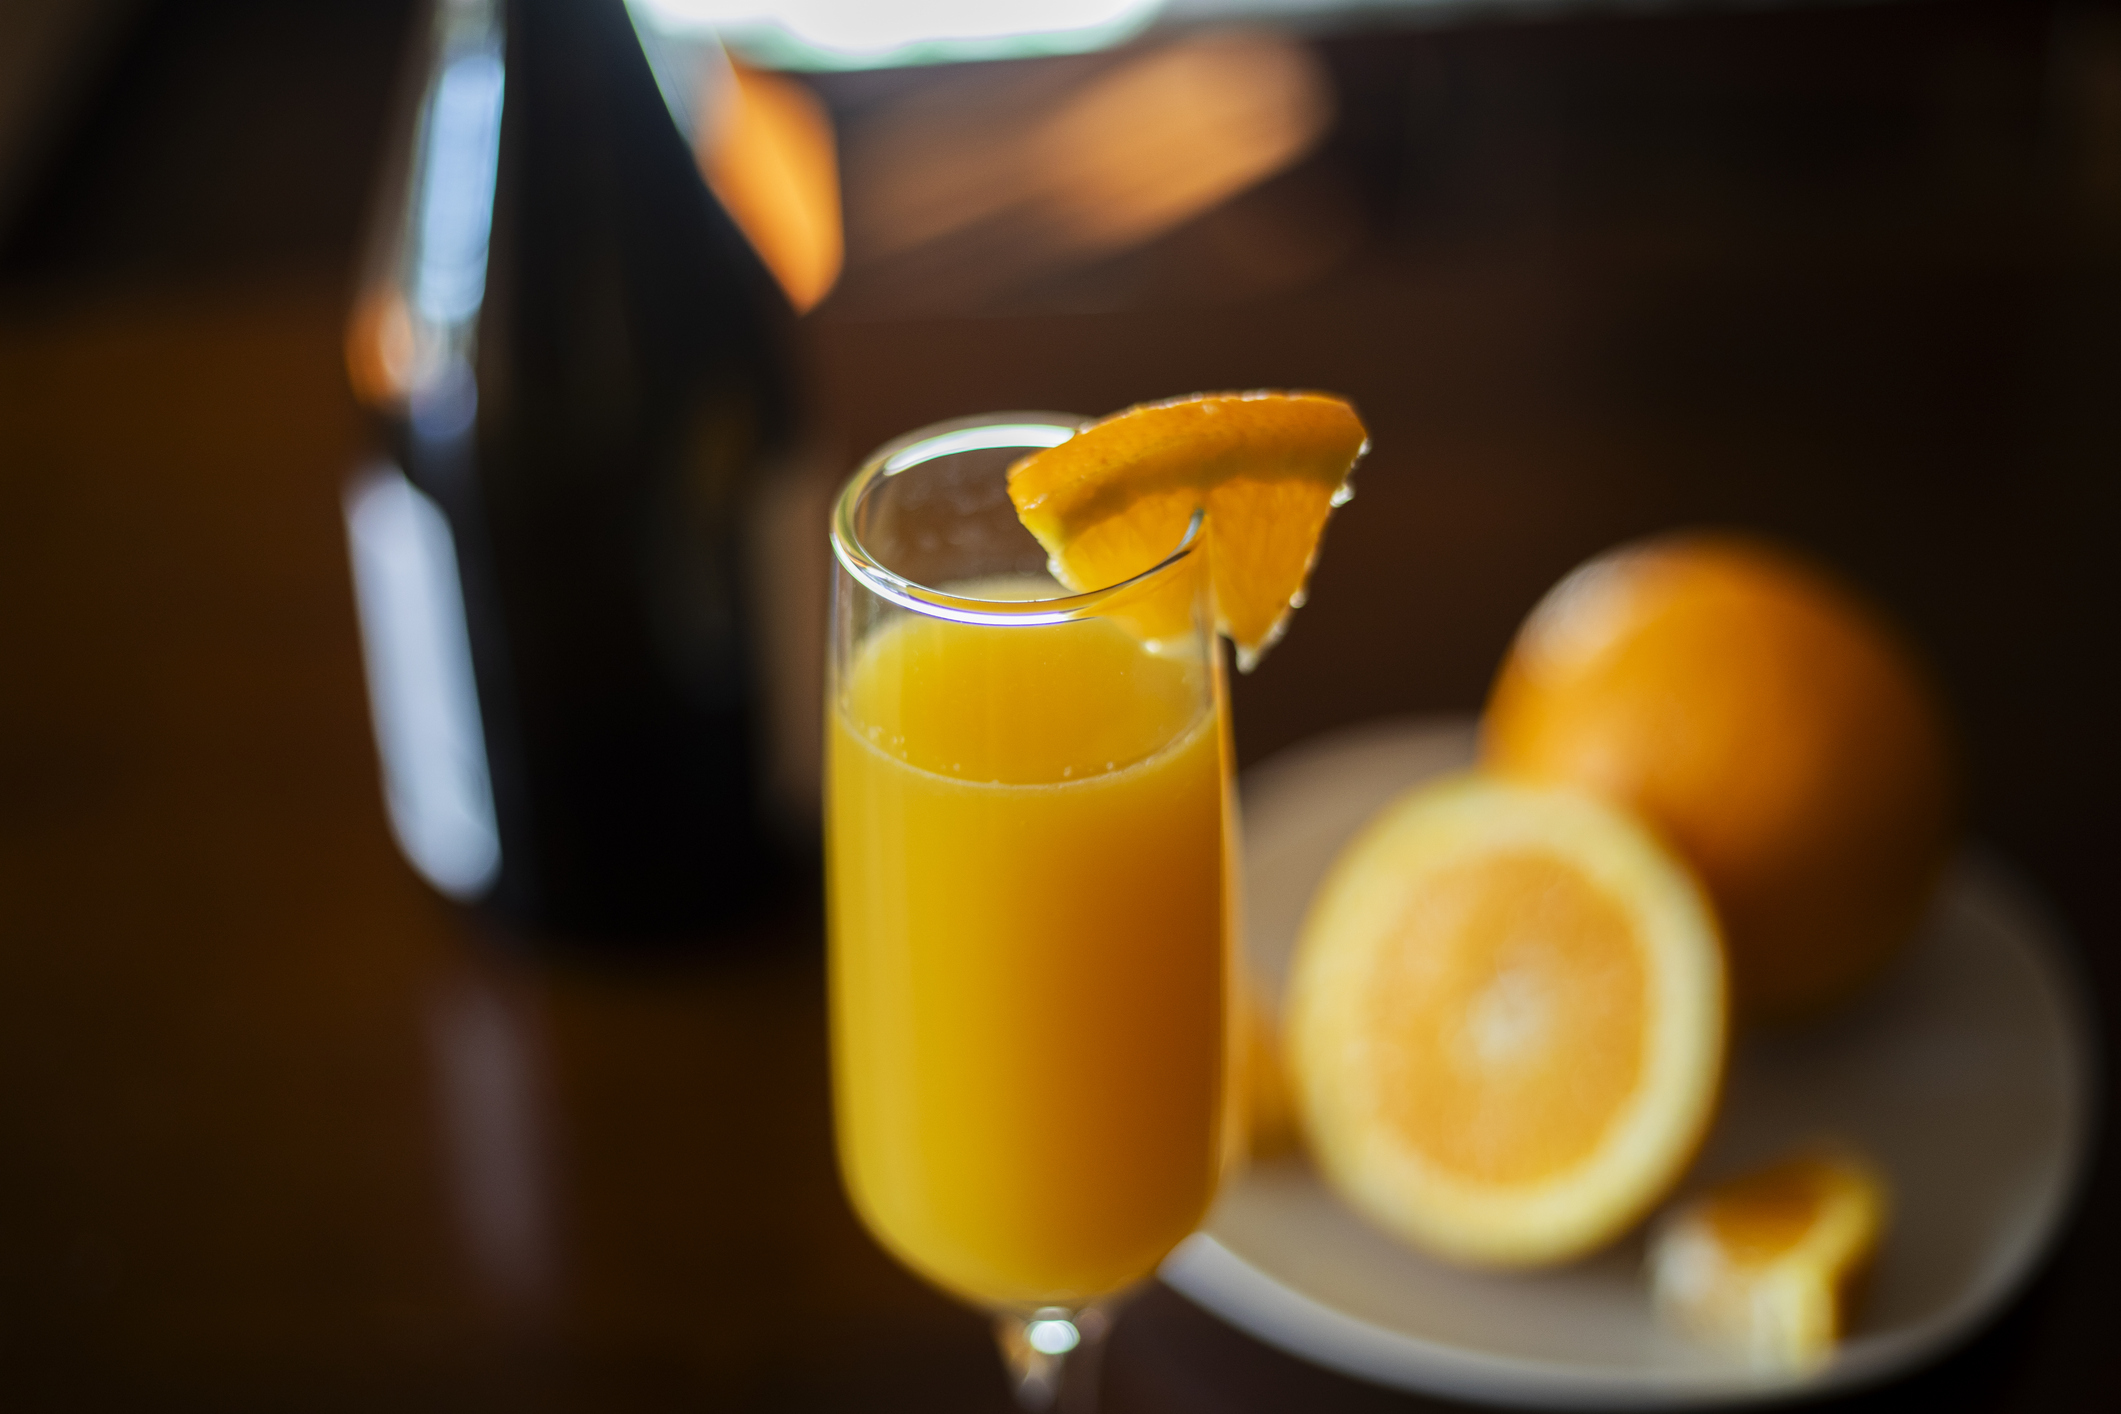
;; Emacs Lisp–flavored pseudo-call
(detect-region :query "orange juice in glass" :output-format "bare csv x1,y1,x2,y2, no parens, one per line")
826,414,1232,1405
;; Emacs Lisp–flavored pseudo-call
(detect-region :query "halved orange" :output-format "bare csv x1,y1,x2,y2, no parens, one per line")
1285,774,1727,1267
1649,1148,1888,1369
1007,391,1366,668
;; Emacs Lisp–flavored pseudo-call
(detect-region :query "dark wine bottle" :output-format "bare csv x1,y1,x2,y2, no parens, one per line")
344,0,799,943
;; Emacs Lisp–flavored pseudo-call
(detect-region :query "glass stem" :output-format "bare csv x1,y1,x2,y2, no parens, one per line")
995,1305,1112,1413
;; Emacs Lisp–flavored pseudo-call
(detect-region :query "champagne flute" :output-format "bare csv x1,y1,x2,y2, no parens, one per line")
826,414,1234,1408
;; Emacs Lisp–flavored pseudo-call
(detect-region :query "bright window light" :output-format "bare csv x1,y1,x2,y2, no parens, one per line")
632,0,1162,67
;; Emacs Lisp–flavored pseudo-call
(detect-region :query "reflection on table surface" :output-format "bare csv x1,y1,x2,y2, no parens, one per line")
1,0,2116,1406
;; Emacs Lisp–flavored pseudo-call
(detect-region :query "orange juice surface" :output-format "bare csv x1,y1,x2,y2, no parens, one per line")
828,605,1229,1310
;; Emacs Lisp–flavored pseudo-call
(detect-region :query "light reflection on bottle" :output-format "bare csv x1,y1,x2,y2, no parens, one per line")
412,43,506,327
344,466,502,900
408,355,480,446
343,0,505,904
348,0,506,411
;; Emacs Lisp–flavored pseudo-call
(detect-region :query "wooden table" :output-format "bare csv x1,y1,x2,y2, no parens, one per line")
1,0,2114,1406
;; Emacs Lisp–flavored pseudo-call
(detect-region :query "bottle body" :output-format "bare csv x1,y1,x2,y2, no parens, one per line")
347,0,798,941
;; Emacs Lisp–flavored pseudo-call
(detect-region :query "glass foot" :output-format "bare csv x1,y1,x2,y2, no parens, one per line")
995,1305,1112,1412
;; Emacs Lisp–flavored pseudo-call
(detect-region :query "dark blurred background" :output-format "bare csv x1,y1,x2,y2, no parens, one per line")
1,0,2116,1407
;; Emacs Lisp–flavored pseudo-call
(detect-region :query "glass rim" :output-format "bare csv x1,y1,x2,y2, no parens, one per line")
830,411,1204,627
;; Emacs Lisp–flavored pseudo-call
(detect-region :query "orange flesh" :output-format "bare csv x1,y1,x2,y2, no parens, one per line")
1038,477,1342,654
1006,393,1366,663
1700,1159,1836,1267
1370,851,1648,1186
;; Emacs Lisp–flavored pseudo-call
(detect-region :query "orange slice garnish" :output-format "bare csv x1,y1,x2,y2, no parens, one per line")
1007,391,1366,669
1285,774,1728,1267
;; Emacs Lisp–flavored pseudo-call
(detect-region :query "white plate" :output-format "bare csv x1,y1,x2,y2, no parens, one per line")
1162,717,2098,1409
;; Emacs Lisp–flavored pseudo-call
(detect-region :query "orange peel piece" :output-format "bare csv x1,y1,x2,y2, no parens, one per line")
1649,1148,1889,1371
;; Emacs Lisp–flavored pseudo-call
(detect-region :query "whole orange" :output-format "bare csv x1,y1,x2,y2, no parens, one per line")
1481,535,1956,1022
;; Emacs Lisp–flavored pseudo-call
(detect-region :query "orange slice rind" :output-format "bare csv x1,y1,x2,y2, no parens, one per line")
1649,1148,1889,1370
1007,391,1367,669
1286,774,1728,1267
